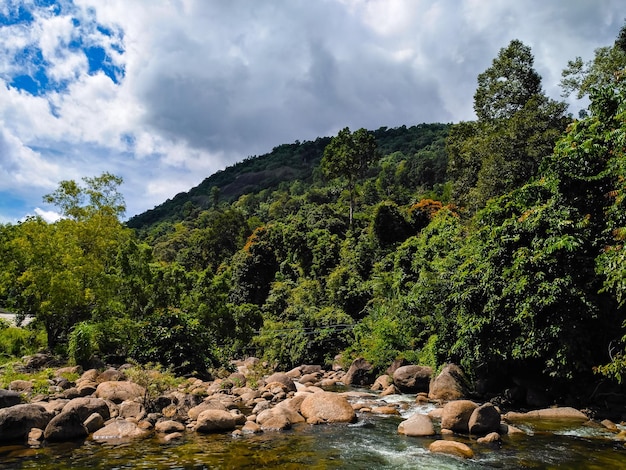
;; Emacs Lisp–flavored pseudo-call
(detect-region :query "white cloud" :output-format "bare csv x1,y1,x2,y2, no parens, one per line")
0,0,624,222
33,207,62,223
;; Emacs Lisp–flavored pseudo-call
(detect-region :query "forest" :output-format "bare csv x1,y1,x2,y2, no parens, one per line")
1,28,626,404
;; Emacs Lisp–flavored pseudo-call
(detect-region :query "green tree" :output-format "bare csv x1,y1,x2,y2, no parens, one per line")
0,174,131,351
561,21,626,100
448,40,568,211
321,127,380,224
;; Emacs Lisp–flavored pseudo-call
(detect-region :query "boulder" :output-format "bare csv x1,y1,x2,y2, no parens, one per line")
84,412,105,433
118,401,145,420
468,403,501,435
477,432,501,444
0,389,21,409
263,373,296,392
95,381,145,403
441,400,478,433
257,408,292,431
92,419,149,441
371,375,393,391
0,404,53,442
397,413,436,436
241,420,262,434
194,409,237,433
504,407,588,421
342,358,375,386
429,364,471,401
300,392,356,424
392,365,432,393
155,420,186,433
43,411,88,442
61,397,111,422
429,440,474,459
97,368,125,383
9,380,33,392
188,401,228,420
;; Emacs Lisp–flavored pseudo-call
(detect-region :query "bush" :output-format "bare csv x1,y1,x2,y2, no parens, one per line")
128,309,219,376
0,325,47,360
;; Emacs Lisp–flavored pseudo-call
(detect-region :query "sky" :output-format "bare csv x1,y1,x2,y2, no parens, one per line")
0,0,623,223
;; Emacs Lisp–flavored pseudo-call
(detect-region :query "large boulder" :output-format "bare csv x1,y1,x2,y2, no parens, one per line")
397,413,436,437
429,364,471,401
342,358,375,386
61,397,111,422
263,373,296,392
468,403,501,435
300,392,356,424
429,440,474,459
43,411,88,442
193,409,237,433
392,365,432,393
441,400,478,433
0,404,53,442
95,381,145,403
92,419,149,441
0,389,21,409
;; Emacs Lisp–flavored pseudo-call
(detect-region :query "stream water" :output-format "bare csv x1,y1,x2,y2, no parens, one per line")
1,394,626,469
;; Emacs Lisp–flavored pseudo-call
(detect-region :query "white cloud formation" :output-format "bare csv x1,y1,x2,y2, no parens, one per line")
0,0,624,221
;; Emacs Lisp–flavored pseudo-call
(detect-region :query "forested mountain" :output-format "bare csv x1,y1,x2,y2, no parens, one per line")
126,123,450,231
2,29,626,407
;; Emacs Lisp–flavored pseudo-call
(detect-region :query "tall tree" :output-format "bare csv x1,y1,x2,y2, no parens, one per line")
561,21,626,101
448,40,568,211
321,127,380,224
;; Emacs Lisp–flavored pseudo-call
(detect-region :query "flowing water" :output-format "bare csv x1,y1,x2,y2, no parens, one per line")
2,394,626,469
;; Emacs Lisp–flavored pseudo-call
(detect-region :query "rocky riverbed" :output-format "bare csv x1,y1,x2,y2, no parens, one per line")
1,355,626,467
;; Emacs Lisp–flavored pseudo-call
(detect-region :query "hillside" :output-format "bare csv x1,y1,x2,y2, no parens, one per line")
126,123,450,230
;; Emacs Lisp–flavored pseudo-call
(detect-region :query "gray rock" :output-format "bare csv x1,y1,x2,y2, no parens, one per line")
392,365,432,393
44,411,88,442
0,404,53,442
0,389,21,409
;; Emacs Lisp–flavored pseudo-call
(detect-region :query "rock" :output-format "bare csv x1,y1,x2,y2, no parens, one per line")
97,368,125,383
194,409,237,433
371,374,393,391
84,412,105,433
61,397,111,422
259,409,292,431
263,373,296,392
392,365,432,393
155,420,186,433
0,389,21,409
95,381,145,403
429,440,474,459
468,403,501,435
0,404,53,442
601,419,618,432
301,365,323,375
241,420,262,434
504,407,588,421
441,400,478,433
428,364,471,401
499,422,525,435
397,413,436,436
342,358,375,386
92,419,149,441
372,406,400,415
55,366,82,377
380,385,399,397
43,411,88,442
119,401,145,420
163,432,184,442
28,427,44,444
189,401,228,420
9,380,33,392
477,432,501,444
300,392,356,424
299,373,321,385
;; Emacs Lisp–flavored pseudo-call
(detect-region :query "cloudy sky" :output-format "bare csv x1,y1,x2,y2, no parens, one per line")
0,0,623,222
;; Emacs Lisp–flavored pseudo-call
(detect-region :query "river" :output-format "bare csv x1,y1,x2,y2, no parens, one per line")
1,394,625,469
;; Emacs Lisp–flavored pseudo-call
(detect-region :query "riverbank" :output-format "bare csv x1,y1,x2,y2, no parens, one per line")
1,355,626,468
